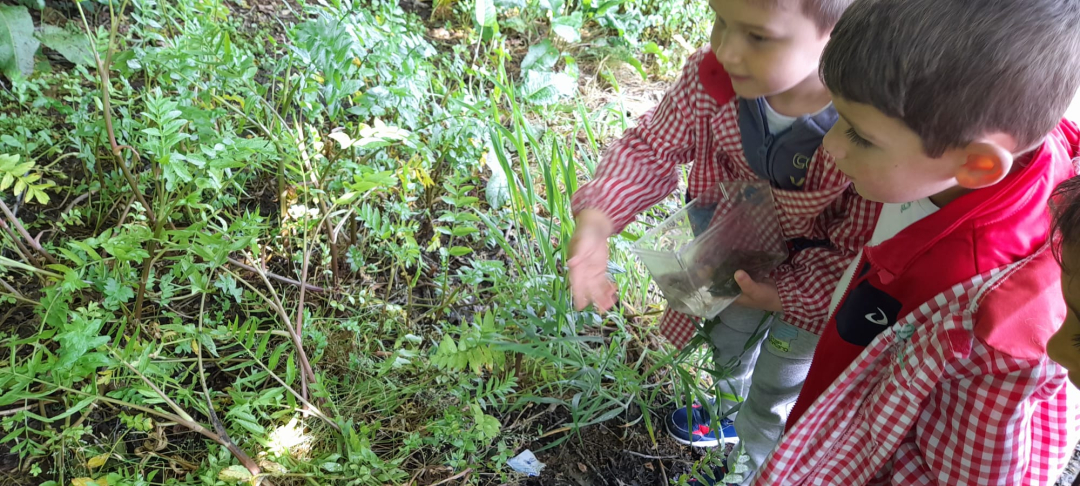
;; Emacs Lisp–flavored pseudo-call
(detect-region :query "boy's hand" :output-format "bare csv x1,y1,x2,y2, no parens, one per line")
568,209,618,312
733,270,783,313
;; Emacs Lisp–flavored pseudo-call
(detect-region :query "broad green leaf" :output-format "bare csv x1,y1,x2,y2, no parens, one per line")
449,246,472,257
37,25,94,66
521,40,559,72
551,12,583,43
0,153,16,170
520,70,577,105
0,5,39,79
474,0,497,28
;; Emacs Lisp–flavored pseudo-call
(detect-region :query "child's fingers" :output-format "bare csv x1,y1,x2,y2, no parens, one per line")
569,269,617,312
733,270,782,312
594,281,617,312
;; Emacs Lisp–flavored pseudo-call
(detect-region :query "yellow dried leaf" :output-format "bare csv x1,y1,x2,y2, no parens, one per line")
96,370,112,386
87,453,110,469
71,478,99,486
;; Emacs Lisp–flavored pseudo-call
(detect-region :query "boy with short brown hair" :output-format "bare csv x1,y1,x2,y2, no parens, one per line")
755,0,1080,483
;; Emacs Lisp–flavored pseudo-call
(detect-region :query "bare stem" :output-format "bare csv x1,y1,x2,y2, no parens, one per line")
227,257,326,293
0,198,56,266
0,216,39,268
198,294,262,476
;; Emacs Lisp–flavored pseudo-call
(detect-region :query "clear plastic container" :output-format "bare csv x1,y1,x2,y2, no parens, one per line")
631,181,788,319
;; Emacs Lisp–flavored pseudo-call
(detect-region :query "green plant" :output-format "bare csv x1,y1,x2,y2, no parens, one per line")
0,0,721,483
0,154,54,204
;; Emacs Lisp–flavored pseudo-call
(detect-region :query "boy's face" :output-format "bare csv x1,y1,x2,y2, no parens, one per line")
709,0,830,99
1048,248,1080,389
823,97,969,204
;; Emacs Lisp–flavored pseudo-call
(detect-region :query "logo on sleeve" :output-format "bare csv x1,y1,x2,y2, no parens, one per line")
864,308,889,326
835,266,902,346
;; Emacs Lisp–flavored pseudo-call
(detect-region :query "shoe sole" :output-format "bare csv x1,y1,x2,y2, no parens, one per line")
666,430,721,448
665,421,737,447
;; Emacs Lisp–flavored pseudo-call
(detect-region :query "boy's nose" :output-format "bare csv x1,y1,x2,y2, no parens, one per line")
715,33,742,66
822,128,846,160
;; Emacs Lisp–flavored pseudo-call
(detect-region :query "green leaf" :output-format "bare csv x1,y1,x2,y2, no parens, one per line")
551,12,583,43
474,0,497,28
477,412,500,439
449,246,472,257
0,153,15,171
521,40,559,72
32,186,48,204
595,0,623,16
54,315,110,371
0,5,39,79
103,278,135,308
520,70,577,105
37,24,94,66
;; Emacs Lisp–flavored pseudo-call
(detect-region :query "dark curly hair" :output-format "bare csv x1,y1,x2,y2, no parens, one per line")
1052,175,1080,270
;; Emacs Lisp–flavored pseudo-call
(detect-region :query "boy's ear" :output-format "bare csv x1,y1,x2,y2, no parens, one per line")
955,137,1015,189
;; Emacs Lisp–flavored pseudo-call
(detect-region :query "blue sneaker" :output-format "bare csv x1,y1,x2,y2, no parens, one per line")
665,402,738,447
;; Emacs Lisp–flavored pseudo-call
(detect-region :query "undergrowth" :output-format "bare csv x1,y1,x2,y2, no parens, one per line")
0,0,717,484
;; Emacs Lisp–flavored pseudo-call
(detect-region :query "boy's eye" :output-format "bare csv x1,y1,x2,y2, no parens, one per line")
1072,334,1080,349
748,33,768,42
845,128,873,148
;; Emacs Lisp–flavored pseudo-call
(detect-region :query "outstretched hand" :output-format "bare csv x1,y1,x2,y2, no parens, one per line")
568,210,618,312
733,270,783,313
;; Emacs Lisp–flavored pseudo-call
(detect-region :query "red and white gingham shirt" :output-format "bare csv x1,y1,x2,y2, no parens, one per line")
753,249,1080,485
571,47,880,347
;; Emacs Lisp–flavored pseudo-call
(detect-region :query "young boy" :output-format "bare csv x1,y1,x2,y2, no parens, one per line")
1049,177,1080,391
567,0,879,479
753,0,1080,483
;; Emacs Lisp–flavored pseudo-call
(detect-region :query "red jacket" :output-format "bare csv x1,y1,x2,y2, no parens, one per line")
767,120,1080,484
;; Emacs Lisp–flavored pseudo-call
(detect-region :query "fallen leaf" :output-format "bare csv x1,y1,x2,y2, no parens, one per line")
71,479,98,486
87,453,110,469
577,463,587,473
644,462,655,471
218,465,253,483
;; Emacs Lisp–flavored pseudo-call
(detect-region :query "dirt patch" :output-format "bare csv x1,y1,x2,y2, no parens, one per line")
227,0,303,43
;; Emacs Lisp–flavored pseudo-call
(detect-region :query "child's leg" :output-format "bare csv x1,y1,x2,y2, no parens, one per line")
706,305,775,417
724,322,819,483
